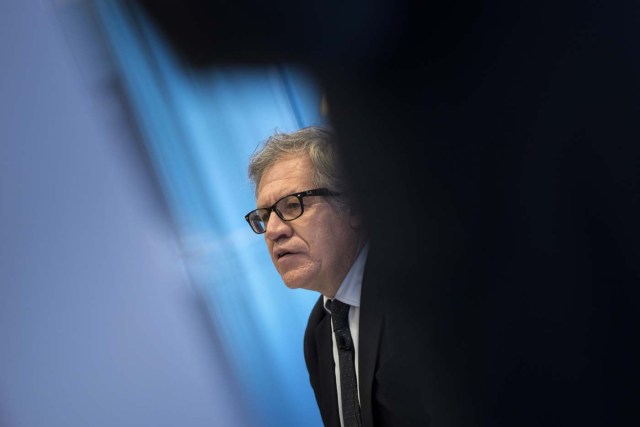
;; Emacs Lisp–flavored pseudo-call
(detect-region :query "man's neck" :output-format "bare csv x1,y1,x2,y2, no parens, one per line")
322,242,369,306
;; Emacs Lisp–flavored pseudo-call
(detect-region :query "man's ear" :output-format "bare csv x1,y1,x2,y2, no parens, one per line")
348,208,364,229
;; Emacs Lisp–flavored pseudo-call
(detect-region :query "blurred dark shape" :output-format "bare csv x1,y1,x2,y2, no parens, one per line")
136,0,640,425
134,0,480,67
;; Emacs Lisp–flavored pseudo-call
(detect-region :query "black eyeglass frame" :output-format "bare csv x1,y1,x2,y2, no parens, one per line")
245,188,339,234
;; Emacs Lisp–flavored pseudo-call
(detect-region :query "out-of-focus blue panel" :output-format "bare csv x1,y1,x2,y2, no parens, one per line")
95,2,325,426
0,1,249,426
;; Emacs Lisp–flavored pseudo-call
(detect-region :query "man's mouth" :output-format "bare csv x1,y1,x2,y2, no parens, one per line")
275,250,295,260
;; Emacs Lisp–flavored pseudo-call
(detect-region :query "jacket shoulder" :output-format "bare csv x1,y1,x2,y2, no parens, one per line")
303,295,326,351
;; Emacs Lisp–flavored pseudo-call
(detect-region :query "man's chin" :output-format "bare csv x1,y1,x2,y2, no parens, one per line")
282,280,309,291
281,274,316,292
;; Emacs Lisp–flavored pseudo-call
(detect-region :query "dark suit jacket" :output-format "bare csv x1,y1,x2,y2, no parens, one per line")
303,245,436,427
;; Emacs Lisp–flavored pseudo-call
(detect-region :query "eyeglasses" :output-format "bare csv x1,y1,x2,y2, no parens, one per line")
245,188,339,234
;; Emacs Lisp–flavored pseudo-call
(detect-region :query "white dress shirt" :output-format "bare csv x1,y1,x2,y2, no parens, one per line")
323,243,369,427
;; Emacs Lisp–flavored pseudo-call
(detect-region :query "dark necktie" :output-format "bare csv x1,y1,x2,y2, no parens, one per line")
325,299,362,427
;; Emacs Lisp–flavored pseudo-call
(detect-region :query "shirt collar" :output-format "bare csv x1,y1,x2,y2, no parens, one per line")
323,242,369,310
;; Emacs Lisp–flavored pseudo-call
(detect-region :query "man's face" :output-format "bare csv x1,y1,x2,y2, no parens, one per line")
256,154,362,297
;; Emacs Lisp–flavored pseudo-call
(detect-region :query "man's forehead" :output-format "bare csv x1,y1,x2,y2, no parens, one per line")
256,155,314,204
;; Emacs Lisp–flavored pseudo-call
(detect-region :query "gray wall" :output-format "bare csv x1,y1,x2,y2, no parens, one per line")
0,1,247,426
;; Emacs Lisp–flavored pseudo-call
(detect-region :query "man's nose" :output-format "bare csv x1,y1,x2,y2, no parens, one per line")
264,212,292,241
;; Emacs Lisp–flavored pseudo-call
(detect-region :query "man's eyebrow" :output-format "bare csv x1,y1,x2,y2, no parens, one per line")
256,196,278,209
259,190,296,206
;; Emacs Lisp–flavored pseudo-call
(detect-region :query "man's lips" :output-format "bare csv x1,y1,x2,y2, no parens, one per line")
274,249,299,260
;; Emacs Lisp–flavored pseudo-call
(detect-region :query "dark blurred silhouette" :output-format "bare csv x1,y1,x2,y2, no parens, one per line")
136,1,640,425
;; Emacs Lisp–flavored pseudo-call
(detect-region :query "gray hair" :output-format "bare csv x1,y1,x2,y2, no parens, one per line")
248,126,348,198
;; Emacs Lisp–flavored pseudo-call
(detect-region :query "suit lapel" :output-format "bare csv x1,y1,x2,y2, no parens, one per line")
315,312,341,427
358,256,385,427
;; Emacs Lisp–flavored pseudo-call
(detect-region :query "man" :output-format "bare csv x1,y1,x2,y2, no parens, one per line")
246,127,431,427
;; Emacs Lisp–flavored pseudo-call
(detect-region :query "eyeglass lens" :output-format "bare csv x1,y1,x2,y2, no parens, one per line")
248,195,303,233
